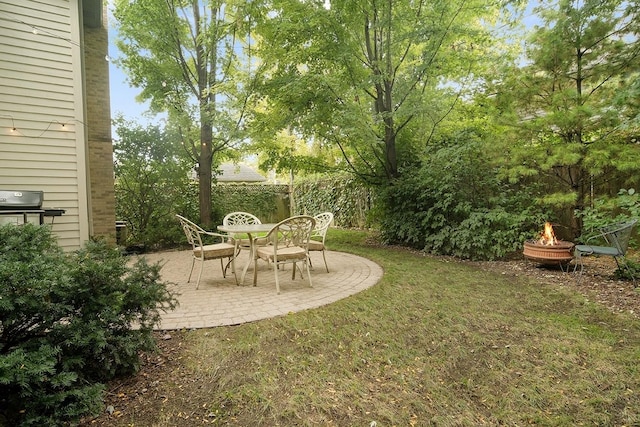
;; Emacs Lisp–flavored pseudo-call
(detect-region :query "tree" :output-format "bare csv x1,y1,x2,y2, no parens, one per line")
112,117,194,246
491,0,640,237
248,0,513,184
113,0,252,226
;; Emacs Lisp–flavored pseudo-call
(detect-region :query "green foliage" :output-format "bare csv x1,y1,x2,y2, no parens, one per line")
293,174,374,228
615,258,640,281
113,120,293,246
491,0,640,234
113,118,195,248
377,142,547,260
113,0,252,225
576,188,640,244
213,184,290,224
249,0,515,183
0,224,176,426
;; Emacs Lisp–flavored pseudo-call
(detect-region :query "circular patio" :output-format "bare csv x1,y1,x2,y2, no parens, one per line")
136,249,383,330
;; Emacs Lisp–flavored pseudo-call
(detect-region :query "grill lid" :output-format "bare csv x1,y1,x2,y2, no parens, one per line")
0,190,44,209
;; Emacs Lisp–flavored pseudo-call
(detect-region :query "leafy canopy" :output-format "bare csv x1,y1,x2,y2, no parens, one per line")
248,0,518,183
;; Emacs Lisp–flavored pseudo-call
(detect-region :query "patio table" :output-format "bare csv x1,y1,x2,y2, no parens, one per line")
217,223,275,285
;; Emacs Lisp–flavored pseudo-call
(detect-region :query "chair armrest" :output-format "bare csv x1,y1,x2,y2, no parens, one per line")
253,236,271,246
201,231,234,244
584,233,604,244
584,227,612,245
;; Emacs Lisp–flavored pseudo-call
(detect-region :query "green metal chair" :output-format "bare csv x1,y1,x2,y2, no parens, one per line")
574,219,637,286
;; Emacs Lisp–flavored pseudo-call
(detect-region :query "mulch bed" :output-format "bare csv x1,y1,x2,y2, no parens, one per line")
462,255,638,318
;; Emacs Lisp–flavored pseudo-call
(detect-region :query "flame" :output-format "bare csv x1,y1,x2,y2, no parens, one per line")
538,222,558,246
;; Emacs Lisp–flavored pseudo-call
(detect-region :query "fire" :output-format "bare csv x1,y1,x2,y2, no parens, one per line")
538,222,558,246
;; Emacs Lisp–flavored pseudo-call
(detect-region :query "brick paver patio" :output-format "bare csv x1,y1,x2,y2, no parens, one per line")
135,249,383,330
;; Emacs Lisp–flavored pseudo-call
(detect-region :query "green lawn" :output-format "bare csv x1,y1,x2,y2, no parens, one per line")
110,229,640,426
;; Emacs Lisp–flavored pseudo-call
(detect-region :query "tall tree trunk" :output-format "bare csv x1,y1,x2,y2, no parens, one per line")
568,162,589,239
195,0,213,227
199,123,213,227
384,116,398,178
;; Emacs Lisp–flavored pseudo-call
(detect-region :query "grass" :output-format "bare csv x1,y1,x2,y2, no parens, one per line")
119,229,639,426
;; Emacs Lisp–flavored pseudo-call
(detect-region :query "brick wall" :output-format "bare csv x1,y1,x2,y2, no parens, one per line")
83,5,116,242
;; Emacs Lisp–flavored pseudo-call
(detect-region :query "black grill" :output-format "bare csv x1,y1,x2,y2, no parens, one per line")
0,190,44,209
0,190,64,225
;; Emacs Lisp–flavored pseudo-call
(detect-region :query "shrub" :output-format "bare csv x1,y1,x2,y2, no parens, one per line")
213,184,290,224
113,118,195,249
0,224,177,426
377,142,547,260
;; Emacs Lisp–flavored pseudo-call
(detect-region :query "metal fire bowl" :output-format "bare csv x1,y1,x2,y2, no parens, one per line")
523,240,575,264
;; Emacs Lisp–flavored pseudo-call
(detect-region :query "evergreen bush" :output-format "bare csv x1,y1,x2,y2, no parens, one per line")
0,224,176,426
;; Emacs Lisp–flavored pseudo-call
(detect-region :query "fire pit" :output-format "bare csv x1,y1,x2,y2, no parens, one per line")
523,222,575,268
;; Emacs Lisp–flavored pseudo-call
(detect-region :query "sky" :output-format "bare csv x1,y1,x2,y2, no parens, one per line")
107,33,154,125
108,59,144,121
106,4,160,127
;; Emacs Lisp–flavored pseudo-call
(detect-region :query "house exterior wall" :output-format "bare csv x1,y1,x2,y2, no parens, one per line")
0,0,115,249
83,4,116,240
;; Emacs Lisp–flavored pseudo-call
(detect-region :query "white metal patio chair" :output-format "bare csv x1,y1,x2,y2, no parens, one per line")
574,219,637,286
222,211,266,258
253,215,316,294
176,214,237,289
308,212,334,272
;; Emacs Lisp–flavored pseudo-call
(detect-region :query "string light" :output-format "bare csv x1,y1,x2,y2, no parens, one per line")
0,114,16,132
0,10,110,61
0,10,80,48
1,114,85,138
0,10,105,139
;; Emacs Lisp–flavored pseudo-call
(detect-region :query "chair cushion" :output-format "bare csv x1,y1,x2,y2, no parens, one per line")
257,245,306,261
194,243,235,259
575,244,621,257
307,240,324,251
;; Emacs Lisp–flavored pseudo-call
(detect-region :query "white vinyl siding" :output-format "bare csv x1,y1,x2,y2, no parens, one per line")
0,0,89,249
